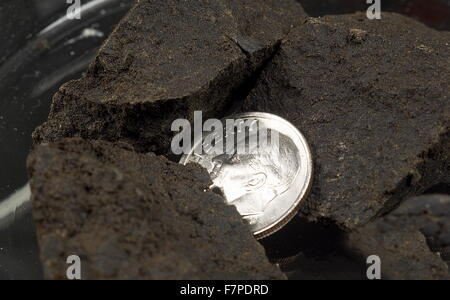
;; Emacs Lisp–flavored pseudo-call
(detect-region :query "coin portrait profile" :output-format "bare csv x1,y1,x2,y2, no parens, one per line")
180,112,313,238
209,132,300,222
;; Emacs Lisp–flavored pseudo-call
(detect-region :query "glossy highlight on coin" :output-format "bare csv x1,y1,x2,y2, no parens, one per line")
180,112,313,239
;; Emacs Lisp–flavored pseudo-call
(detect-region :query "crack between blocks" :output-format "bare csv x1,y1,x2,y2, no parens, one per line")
218,39,283,118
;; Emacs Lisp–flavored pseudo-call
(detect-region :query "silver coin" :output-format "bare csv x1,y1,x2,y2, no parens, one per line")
180,112,313,239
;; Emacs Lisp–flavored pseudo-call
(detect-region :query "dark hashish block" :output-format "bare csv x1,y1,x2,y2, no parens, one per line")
27,138,285,280
345,194,450,280
33,0,307,155
383,194,450,267
243,12,450,229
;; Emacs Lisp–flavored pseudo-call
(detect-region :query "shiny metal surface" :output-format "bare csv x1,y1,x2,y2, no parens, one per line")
181,112,313,239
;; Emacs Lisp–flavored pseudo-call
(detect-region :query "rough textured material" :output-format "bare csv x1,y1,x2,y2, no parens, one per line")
346,194,450,280
296,0,450,31
27,138,285,280
384,194,450,267
263,196,450,280
243,12,450,229
33,0,307,155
